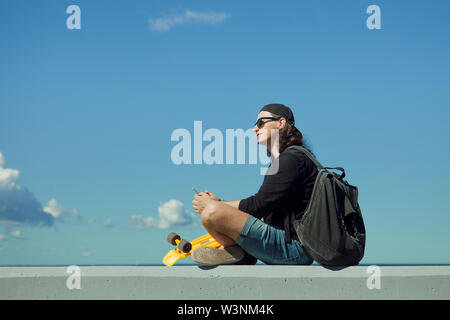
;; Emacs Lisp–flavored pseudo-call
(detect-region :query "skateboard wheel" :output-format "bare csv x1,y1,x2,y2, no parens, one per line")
167,232,181,245
178,239,192,253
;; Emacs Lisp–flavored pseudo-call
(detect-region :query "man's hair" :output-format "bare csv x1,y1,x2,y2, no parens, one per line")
269,112,315,156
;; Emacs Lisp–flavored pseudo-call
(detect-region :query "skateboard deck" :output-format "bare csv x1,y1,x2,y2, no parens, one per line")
162,233,221,266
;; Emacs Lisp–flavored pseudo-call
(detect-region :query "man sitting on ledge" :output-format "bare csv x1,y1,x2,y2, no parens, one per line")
192,103,317,266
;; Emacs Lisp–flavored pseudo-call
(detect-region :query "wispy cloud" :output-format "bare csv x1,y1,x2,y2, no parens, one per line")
130,199,199,229
103,218,114,228
149,9,230,32
10,230,24,239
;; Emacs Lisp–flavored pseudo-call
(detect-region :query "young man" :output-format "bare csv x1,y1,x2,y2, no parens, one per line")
191,104,317,266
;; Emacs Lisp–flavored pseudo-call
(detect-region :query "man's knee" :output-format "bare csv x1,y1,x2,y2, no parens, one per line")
201,201,222,226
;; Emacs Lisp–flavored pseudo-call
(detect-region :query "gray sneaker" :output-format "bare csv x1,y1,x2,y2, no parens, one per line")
191,245,246,266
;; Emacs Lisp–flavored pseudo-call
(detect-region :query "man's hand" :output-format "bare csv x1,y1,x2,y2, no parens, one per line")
192,192,214,214
204,190,220,201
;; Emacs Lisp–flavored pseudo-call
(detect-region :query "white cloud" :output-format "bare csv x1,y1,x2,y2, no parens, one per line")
10,230,24,239
103,218,114,228
71,208,80,219
149,9,230,32
130,199,199,229
43,199,82,223
0,229,25,241
43,198,66,219
0,153,20,190
130,215,155,229
0,153,54,226
0,152,84,227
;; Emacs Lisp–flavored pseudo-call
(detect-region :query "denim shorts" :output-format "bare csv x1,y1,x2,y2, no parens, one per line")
236,215,314,265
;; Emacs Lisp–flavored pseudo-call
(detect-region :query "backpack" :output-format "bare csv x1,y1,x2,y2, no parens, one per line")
287,145,366,266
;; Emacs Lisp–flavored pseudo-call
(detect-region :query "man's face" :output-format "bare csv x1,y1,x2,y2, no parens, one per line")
253,111,284,147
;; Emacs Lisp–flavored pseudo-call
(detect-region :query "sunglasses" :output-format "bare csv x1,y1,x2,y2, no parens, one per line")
254,117,280,129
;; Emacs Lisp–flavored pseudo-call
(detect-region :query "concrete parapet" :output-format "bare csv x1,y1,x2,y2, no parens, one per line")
1,265,449,299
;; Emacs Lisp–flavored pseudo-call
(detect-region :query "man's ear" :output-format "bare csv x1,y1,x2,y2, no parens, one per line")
279,117,287,129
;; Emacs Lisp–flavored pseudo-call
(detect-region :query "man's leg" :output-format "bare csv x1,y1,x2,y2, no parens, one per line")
200,200,251,247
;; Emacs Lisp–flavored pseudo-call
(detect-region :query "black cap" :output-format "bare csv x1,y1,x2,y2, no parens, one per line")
260,103,295,126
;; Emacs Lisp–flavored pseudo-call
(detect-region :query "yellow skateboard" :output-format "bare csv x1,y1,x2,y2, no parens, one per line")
162,232,221,266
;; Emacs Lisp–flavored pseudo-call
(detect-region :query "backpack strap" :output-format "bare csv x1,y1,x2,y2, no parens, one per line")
287,145,346,180
286,145,324,170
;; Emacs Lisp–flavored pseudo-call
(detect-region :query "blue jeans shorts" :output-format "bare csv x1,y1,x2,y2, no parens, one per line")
236,215,314,265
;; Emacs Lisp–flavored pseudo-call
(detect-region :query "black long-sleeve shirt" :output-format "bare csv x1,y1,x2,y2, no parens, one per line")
238,146,318,242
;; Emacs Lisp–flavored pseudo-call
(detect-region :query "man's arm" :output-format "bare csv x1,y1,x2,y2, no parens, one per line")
203,191,240,209
221,200,240,209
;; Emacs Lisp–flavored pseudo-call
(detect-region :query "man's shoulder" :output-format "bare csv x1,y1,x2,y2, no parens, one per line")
282,146,318,170
282,146,311,160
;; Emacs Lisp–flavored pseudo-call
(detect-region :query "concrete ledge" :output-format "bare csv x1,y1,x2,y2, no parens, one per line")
1,266,449,299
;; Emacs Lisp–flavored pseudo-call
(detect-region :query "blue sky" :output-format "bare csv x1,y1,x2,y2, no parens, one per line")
1,0,450,265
